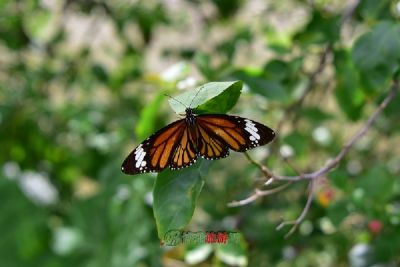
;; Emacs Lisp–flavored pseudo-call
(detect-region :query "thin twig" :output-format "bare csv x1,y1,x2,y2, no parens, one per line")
276,179,316,238
281,157,305,179
244,152,273,178
228,182,293,207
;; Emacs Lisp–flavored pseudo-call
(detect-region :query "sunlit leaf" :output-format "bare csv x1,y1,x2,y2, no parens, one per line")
24,9,53,43
168,81,242,114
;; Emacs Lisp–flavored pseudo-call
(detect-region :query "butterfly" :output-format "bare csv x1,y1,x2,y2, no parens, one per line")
121,100,276,175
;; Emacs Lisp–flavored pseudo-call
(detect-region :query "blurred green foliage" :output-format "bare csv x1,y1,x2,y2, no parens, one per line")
1,0,400,266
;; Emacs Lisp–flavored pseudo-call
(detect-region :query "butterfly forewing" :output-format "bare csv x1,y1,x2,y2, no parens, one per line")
196,114,275,152
121,120,186,174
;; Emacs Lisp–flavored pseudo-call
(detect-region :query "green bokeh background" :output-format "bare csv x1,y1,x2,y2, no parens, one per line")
1,0,400,266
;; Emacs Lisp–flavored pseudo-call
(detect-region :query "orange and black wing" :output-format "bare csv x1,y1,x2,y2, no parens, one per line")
121,119,187,174
196,114,275,156
194,120,230,160
169,125,199,170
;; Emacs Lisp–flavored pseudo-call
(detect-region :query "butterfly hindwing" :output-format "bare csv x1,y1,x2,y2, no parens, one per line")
170,126,199,169
121,119,186,174
195,123,230,160
196,114,275,152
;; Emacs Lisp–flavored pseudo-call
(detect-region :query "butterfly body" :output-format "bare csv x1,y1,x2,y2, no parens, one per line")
184,107,197,126
121,108,275,175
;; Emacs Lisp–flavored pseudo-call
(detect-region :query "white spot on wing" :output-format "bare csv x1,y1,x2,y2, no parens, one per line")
245,119,258,132
134,145,143,160
134,144,147,168
244,119,260,141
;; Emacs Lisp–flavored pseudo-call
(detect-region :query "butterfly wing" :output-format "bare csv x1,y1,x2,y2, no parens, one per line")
169,125,199,169
121,119,187,174
196,114,275,154
194,122,230,160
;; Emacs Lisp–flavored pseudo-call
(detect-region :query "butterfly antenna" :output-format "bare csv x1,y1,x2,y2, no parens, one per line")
189,85,204,108
164,93,188,109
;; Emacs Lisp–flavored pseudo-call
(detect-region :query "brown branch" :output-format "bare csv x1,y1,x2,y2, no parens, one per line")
231,81,398,236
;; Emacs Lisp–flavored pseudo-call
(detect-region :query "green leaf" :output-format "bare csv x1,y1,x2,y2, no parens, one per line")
265,57,304,95
356,166,394,204
361,64,394,94
264,26,292,55
216,28,252,60
194,53,214,80
329,169,350,192
153,159,210,239
282,131,308,157
168,81,242,114
334,49,365,121
353,22,400,69
135,91,164,140
352,22,400,93
327,200,349,226
0,179,49,264
293,10,340,45
0,15,29,49
374,231,400,262
263,60,291,81
91,64,109,83
301,106,334,124
356,0,393,21
23,9,53,43
383,92,400,124
211,0,242,18
233,70,290,102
